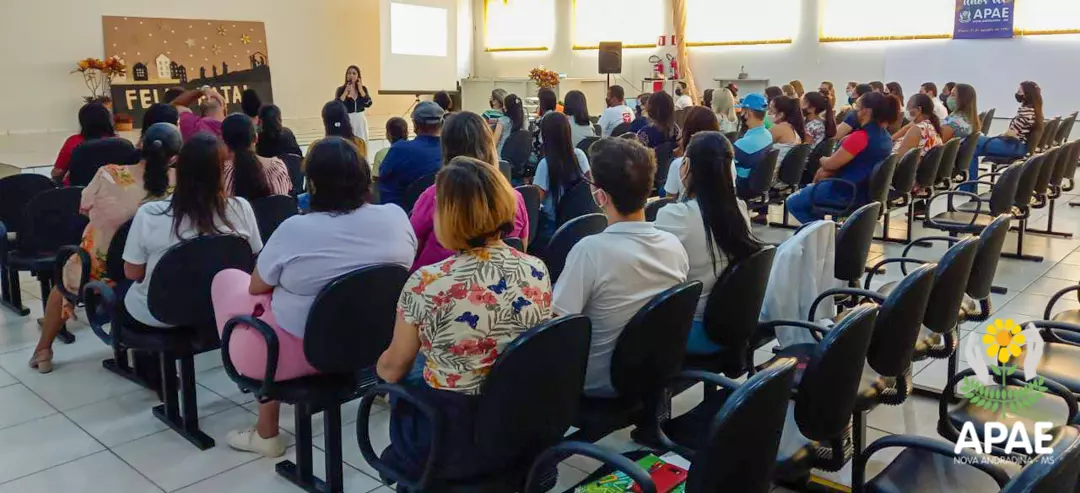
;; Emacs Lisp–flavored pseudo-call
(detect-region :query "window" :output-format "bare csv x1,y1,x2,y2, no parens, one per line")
484,0,555,52
820,0,953,42
1015,0,1080,35
686,0,799,46
572,0,665,50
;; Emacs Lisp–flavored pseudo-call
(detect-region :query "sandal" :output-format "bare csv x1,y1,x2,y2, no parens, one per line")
28,349,53,374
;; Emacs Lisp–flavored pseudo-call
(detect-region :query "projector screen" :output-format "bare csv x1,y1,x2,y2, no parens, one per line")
380,0,459,93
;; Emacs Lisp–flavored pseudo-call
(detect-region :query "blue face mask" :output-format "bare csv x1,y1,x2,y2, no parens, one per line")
848,96,857,105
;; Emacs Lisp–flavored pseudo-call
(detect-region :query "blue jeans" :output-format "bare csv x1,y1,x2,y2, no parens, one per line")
963,135,1027,192
786,181,859,224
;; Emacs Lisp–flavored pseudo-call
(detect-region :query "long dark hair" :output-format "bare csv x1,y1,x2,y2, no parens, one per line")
860,92,902,126
886,82,904,103
306,137,369,214
539,112,582,205
441,112,499,167
908,94,942,135
141,103,179,135
257,104,285,155
684,132,763,273
563,90,590,126
79,103,114,140
702,89,715,108
953,83,981,134
140,123,181,199
647,90,676,137
677,106,720,157
771,96,806,141
342,65,360,89
164,133,234,238
804,91,836,140
322,100,356,140
222,114,271,200
1020,81,1044,139
241,89,262,118
764,86,783,103
504,94,525,133
538,88,557,114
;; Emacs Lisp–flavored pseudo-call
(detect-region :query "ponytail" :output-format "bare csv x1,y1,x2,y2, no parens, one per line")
863,92,900,125
143,141,171,199
222,114,272,200
911,94,942,135
823,92,837,140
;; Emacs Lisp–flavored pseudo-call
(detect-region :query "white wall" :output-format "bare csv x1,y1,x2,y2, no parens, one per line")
0,0,416,134
470,0,1080,118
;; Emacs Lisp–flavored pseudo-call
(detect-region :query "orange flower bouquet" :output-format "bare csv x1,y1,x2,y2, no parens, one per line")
72,56,127,104
528,67,560,89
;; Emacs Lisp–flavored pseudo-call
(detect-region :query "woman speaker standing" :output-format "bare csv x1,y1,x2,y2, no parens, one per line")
335,65,373,147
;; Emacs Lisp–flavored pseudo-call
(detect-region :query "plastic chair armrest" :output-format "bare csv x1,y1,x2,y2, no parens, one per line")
863,258,930,289
1043,285,1080,321
810,178,858,214
852,434,1010,491
1023,319,1080,346
808,288,887,322
951,180,997,190
357,384,444,491
81,281,119,346
524,441,657,493
756,319,831,340
53,245,90,304
902,236,960,257
220,315,281,400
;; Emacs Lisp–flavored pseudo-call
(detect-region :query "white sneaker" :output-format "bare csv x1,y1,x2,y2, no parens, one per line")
227,428,286,458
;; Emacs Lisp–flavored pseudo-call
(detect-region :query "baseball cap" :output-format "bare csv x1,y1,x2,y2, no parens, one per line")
412,101,445,124
737,93,768,112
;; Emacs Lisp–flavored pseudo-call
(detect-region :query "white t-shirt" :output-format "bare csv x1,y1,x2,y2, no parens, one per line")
552,221,689,396
675,94,694,110
123,198,263,327
718,114,738,134
256,204,417,338
662,156,745,206
569,121,596,148
534,148,591,224
653,199,750,322
932,98,949,120
597,105,635,137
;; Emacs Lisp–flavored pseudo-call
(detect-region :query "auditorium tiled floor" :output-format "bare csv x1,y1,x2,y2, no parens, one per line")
2,183,1080,492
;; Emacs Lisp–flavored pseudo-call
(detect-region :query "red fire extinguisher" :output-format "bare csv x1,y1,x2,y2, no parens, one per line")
649,55,665,92
667,54,680,81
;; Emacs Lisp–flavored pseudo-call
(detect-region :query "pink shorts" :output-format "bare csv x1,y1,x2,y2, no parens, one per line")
212,269,318,381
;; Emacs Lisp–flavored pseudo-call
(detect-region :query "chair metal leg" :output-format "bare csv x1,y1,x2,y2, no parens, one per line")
103,349,162,394
1001,218,1044,262
152,354,214,450
851,410,867,460
277,402,341,493
1026,197,1073,238
769,200,800,230
0,266,29,316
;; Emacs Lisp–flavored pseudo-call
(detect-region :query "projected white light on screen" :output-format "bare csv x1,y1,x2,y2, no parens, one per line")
390,2,448,57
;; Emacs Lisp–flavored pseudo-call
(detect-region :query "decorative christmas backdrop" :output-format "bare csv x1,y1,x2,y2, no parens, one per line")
103,16,273,125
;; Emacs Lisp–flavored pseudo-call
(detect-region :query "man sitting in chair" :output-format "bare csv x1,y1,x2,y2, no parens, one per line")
732,93,774,198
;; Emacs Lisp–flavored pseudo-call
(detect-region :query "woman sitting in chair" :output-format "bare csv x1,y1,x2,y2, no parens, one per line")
663,106,720,198
222,114,292,200
29,123,180,374
768,95,806,165
962,81,1043,192
533,112,591,245
307,101,368,160
802,90,836,148
785,92,897,224
213,137,416,457
940,83,981,142
893,94,943,158
636,91,680,149
256,105,303,158
52,102,116,185
654,132,758,355
377,156,552,479
409,112,530,271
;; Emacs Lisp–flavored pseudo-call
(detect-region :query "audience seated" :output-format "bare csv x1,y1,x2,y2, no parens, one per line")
141,103,180,135
240,88,262,122
551,138,689,397
782,84,797,99
636,91,680,149
674,81,694,110
884,82,906,135
122,133,263,328
711,88,739,135
962,81,1042,192
893,94,943,158
494,94,525,158
836,83,874,139
484,89,510,153
373,117,409,180
255,105,302,158
869,81,885,93
378,101,445,207
214,136,416,458
785,92,898,224
769,95,807,165
534,112,591,242
790,80,806,98
732,93,774,196
819,80,837,107
410,112,530,270
941,83,981,142
222,114,292,200
654,131,757,354
664,106,721,198
309,101,368,162
702,88,714,109
920,82,949,119
802,90,836,148
29,123,180,373
941,81,956,105
375,156,551,478
433,90,454,113
53,102,116,185
171,87,227,141
563,90,596,147
629,92,651,134
598,85,636,137
538,88,559,117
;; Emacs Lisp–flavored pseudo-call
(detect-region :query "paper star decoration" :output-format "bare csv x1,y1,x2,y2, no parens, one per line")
217,24,227,36
240,34,252,45
184,38,196,48
210,44,222,55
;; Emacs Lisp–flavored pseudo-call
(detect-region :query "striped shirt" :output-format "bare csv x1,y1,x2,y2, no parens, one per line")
1009,105,1037,144
223,156,293,198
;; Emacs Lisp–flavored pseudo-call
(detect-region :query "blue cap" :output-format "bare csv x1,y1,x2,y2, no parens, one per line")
737,93,768,112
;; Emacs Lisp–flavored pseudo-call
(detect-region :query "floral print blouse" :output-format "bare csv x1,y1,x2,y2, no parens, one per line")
397,244,552,395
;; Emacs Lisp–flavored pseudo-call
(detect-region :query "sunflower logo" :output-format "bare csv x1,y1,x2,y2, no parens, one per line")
983,318,1026,364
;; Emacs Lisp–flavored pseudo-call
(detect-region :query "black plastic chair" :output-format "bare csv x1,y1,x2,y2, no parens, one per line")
653,141,677,195
834,202,883,289
357,315,592,492
67,138,139,187
570,282,703,443
738,148,780,217
526,358,798,493
53,219,135,347
610,122,633,138
811,154,897,220
83,235,256,450
515,185,542,248
937,159,1038,262
401,173,437,215
853,425,1080,492
682,247,777,377
249,195,298,244
800,138,835,187
503,237,524,251
576,136,601,154
908,145,946,219
1055,112,1077,146
1007,320,1080,398
645,197,675,222
539,213,606,283
280,153,305,197
1028,144,1074,238
980,108,995,135
952,134,981,183
222,265,408,493
498,159,512,183
879,149,921,243
0,174,55,313
0,188,87,319
935,137,963,188
502,130,535,180
554,180,600,228
771,144,812,228
1037,118,1062,153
